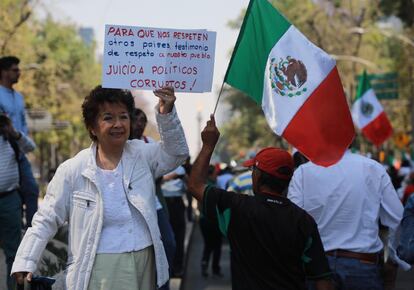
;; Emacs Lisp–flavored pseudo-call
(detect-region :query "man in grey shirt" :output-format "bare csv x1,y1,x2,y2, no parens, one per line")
0,113,35,290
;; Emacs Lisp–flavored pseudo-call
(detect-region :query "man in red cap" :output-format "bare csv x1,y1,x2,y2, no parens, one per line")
188,115,333,290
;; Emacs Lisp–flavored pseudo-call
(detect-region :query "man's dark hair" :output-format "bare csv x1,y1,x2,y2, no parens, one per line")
348,137,357,150
82,85,135,141
293,151,308,169
401,159,411,167
0,56,20,73
133,108,147,123
129,108,148,140
219,165,232,175
257,167,292,194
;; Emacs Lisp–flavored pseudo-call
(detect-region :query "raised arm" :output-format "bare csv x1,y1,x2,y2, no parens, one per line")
142,87,189,177
188,115,220,201
153,86,176,115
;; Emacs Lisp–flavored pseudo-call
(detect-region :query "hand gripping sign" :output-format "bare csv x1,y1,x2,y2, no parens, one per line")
102,25,217,93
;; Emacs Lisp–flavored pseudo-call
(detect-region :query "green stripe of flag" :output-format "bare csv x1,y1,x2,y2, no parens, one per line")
355,70,372,101
224,0,291,103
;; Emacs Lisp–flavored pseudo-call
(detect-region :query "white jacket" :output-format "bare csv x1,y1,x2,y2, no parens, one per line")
11,107,189,289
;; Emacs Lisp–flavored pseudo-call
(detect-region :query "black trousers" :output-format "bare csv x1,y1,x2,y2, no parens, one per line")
165,196,186,273
199,217,222,273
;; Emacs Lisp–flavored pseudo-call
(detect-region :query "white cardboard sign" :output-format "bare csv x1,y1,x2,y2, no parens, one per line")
102,24,216,92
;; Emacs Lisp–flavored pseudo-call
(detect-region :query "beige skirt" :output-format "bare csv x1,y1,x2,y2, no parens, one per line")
87,246,156,290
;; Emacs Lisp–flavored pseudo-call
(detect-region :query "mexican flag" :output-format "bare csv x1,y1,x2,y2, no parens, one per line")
351,71,392,146
224,0,355,167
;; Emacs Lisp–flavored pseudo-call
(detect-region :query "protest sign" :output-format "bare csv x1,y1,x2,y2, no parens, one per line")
102,24,216,92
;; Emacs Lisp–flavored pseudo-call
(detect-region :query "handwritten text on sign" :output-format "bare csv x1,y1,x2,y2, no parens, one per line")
102,25,216,92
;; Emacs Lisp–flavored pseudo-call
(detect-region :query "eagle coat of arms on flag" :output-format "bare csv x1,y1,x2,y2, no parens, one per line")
269,56,308,97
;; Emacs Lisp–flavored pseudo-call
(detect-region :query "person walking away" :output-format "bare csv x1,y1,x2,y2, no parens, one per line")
183,157,194,222
188,115,333,290
199,165,223,278
161,165,187,277
289,149,410,290
11,86,189,290
0,113,35,290
0,56,39,228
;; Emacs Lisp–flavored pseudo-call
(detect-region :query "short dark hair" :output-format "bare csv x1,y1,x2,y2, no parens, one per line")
0,56,20,79
0,56,20,72
293,151,308,168
82,85,135,141
257,167,292,194
133,108,147,123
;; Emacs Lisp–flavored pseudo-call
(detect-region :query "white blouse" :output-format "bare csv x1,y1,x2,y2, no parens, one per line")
96,161,153,253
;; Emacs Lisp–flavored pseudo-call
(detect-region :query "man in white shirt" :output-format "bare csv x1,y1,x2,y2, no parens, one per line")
288,150,408,289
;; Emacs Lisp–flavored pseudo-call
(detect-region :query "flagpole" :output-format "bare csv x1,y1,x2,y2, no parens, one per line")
212,0,252,117
213,81,226,116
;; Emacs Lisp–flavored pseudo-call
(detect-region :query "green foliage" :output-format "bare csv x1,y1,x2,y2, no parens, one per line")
0,0,33,54
0,1,101,183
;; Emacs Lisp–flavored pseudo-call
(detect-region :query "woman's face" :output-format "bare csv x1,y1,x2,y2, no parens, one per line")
91,102,131,149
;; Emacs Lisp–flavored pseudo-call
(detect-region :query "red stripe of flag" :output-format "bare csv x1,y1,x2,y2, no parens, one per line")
361,111,393,147
282,67,355,167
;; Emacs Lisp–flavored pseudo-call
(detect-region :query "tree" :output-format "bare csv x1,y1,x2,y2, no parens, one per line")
0,0,33,54
1,2,101,183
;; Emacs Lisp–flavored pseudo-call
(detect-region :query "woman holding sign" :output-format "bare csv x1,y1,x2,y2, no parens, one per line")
11,86,189,290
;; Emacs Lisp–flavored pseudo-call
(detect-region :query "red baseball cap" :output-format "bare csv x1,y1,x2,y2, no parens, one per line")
242,147,294,180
